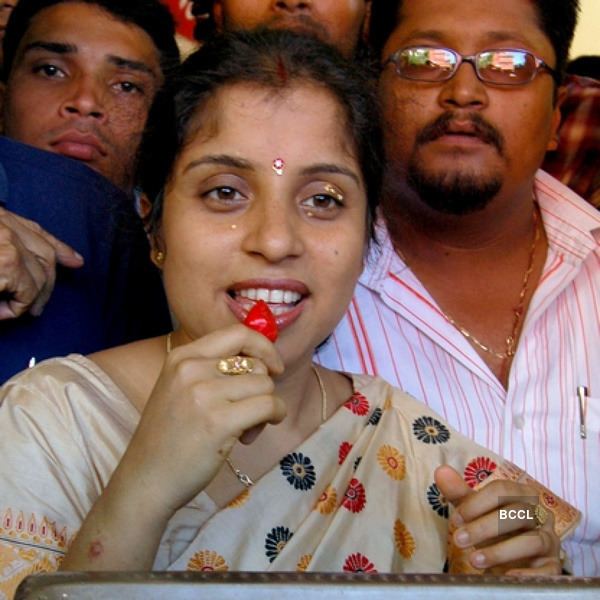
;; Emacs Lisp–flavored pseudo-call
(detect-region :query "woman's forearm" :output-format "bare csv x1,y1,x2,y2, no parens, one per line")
60,462,172,571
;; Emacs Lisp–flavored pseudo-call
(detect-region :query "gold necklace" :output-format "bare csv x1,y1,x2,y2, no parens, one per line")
165,333,327,488
225,365,327,487
394,205,541,361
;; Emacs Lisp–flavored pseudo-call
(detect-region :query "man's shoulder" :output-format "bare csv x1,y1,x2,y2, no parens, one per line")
0,136,130,208
0,136,138,240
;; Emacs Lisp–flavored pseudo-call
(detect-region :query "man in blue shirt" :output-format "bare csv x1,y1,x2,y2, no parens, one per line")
0,0,179,381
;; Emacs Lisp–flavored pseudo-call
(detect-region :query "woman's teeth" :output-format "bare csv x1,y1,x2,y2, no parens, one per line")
237,288,301,305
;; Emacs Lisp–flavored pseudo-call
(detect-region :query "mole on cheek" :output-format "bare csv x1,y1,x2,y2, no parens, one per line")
88,540,104,560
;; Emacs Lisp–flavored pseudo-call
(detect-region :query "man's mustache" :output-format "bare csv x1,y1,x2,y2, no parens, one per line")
415,112,505,155
266,13,330,43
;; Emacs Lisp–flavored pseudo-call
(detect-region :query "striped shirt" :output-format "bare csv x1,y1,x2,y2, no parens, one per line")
317,170,600,576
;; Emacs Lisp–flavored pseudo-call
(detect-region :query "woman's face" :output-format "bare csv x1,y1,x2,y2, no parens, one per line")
159,82,367,366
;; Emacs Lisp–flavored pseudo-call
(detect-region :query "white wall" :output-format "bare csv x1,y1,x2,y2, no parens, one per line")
571,0,600,58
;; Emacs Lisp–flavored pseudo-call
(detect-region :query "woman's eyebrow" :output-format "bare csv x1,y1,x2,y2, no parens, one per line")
183,155,254,174
301,163,360,185
182,157,360,185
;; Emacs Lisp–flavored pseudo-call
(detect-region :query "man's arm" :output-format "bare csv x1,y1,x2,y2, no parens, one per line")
0,207,84,319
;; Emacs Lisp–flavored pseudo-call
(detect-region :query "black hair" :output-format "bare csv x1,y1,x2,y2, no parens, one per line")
368,0,580,83
2,0,180,81
566,55,600,79
139,28,383,242
191,0,216,42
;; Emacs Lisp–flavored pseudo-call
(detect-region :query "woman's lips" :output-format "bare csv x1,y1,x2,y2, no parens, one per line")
225,292,307,333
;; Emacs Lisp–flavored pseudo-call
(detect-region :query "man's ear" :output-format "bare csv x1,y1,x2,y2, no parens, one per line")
546,85,566,152
361,0,372,45
212,0,224,33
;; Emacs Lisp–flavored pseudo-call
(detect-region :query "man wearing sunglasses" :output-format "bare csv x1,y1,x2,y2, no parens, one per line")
318,0,599,576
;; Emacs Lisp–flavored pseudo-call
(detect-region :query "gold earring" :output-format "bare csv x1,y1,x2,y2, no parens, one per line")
154,250,165,264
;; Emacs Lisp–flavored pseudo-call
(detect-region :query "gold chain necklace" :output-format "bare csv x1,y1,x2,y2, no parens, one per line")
394,205,541,361
165,333,327,488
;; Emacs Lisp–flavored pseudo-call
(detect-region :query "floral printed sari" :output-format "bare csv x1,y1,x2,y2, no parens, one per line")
0,356,579,598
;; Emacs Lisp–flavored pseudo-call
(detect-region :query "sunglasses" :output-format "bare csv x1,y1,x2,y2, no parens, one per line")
385,46,559,86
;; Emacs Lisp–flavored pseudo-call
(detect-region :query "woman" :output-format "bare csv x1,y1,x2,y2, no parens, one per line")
0,30,577,595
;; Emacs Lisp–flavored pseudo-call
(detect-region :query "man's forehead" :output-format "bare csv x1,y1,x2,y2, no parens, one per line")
375,0,551,58
19,2,158,56
15,2,161,72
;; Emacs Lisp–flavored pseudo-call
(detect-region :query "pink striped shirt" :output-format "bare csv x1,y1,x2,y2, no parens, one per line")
317,171,600,576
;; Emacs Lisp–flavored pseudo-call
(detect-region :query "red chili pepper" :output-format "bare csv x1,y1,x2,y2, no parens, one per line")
243,300,278,342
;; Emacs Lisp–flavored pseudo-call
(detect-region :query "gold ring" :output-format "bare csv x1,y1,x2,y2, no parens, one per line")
533,503,549,528
217,356,254,376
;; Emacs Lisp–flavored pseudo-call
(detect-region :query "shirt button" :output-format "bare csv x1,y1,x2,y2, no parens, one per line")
513,415,525,430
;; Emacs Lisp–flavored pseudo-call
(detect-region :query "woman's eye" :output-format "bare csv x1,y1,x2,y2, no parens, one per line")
302,193,344,213
202,186,246,209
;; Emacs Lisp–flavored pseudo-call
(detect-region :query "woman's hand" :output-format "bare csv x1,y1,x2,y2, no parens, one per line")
123,324,287,515
435,465,562,575
62,324,286,572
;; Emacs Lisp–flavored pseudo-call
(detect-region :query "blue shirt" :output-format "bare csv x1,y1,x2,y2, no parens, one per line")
0,137,171,383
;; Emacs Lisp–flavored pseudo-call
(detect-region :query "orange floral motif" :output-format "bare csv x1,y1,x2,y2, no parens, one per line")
1,541,60,600
17,548,37,562
227,489,250,508
315,485,337,515
377,445,406,480
28,555,56,574
383,394,392,410
394,519,416,559
0,542,18,570
187,550,229,572
296,554,312,571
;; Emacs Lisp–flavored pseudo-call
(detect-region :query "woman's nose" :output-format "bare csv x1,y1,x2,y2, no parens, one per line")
240,200,305,263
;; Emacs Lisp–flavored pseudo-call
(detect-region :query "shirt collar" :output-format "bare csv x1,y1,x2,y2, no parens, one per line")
360,170,600,293
535,169,600,264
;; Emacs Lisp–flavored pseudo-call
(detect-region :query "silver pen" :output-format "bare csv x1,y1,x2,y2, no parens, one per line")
576,385,588,440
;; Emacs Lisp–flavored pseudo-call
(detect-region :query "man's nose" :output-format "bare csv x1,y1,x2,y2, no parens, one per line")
59,77,107,120
437,60,489,110
273,0,312,13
